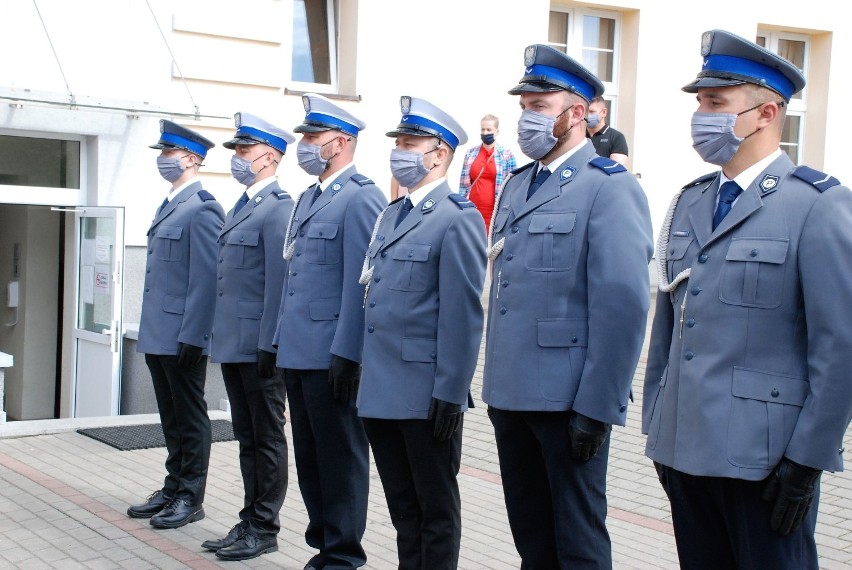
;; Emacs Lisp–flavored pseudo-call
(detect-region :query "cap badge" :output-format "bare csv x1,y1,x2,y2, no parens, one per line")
400,96,411,114
701,31,714,56
560,166,577,180
524,45,537,67
302,95,312,112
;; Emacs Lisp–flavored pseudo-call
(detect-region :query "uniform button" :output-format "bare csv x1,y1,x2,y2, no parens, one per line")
771,388,780,398
430,351,437,358
381,251,387,258
240,236,244,242
300,231,305,237
499,307,507,315
547,223,554,229
670,249,675,255
217,275,222,280
750,249,759,257
296,252,301,257
369,301,376,308
619,405,627,413
408,250,414,257
144,287,150,292
686,318,695,328
506,253,514,260
691,286,702,296
146,268,151,273
204,334,209,340
511,226,519,234
334,312,339,318
148,249,152,254
374,276,381,282
571,336,578,343
318,231,323,236
501,280,509,288
698,253,708,263
291,271,297,276
685,351,694,360
218,291,223,296
288,290,294,296
367,325,374,333
219,258,223,263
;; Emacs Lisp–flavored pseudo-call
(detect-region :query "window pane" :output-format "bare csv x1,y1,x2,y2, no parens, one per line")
0,135,80,189
781,115,801,164
755,35,766,48
78,216,115,333
292,0,331,84
582,16,614,81
548,11,569,53
777,39,805,101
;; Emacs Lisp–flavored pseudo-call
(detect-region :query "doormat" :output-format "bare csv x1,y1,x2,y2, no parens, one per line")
77,419,235,451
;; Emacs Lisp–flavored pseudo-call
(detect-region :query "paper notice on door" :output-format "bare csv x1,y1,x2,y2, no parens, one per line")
81,265,95,304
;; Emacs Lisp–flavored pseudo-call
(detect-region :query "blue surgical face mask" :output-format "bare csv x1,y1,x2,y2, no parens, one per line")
297,138,337,176
230,154,265,187
690,102,767,165
156,155,188,183
586,112,601,129
389,148,434,188
517,106,573,160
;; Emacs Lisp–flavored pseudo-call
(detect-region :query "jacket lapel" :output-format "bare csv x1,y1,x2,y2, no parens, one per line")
149,181,200,234
380,183,449,251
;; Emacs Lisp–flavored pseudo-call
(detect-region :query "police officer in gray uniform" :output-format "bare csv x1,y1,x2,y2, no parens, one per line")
482,45,654,568
644,30,852,570
357,96,486,570
128,120,225,529
273,93,386,570
204,113,295,561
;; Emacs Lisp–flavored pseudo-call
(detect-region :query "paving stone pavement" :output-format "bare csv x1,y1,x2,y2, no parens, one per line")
0,290,850,569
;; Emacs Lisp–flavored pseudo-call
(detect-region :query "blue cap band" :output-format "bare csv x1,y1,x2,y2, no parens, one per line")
304,112,360,136
235,125,288,152
703,54,796,100
159,131,208,157
400,114,460,150
525,63,595,101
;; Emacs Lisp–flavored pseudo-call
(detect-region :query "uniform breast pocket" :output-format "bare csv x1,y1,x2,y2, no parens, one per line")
387,243,432,292
524,212,576,271
153,225,183,261
666,238,693,282
492,208,511,236
223,229,261,268
720,238,789,308
305,221,341,265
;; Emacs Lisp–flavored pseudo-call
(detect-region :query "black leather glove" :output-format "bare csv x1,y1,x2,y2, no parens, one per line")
328,355,361,403
428,398,462,441
568,412,611,461
761,457,822,535
257,349,277,379
177,343,203,368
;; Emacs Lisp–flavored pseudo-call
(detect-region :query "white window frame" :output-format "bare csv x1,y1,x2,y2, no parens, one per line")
756,30,809,164
548,6,622,123
0,128,87,206
288,0,339,94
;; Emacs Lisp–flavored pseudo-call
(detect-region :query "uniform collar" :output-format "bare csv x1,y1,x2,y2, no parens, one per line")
720,149,783,193
317,161,355,191
542,138,590,172
408,177,446,207
246,176,277,201
168,176,201,201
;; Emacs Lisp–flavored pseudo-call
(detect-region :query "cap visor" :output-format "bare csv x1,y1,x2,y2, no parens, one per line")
682,76,747,93
149,142,180,150
222,137,261,150
294,123,333,134
507,81,564,96
386,127,438,139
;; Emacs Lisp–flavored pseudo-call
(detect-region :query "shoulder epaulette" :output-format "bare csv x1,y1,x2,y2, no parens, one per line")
273,190,289,199
511,161,536,175
448,193,475,209
350,173,375,186
589,156,627,175
682,172,717,190
792,166,841,193
197,190,216,201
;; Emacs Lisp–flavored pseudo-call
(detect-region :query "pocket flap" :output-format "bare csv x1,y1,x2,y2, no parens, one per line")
529,212,576,234
726,238,789,264
226,229,260,246
308,298,340,321
537,318,588,347
306,222,339,240
732,367,808,406
401,337,438,362
666,238,692,261
237,300,264,319
162,294,185,315
493,209,511,233
392,243,431,262
367,240,382,259
155,225,183,240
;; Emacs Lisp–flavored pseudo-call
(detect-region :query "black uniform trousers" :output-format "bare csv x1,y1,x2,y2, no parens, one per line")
145,353,211,506
362,417,463,570
660,465,819,570
488,407,612,570
221,362,288,539
283,368,369,569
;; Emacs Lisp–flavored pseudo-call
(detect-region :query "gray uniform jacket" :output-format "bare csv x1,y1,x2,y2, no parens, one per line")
138,181,225,355
482,141,653,425
273,166,386,368
210,181,293,363
357,182,486,419
643,153,852,479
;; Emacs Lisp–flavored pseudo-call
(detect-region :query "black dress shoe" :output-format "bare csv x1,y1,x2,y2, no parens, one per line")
201,523,247,551
150,498,205,529
215,532,277,561
127,490,173,519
